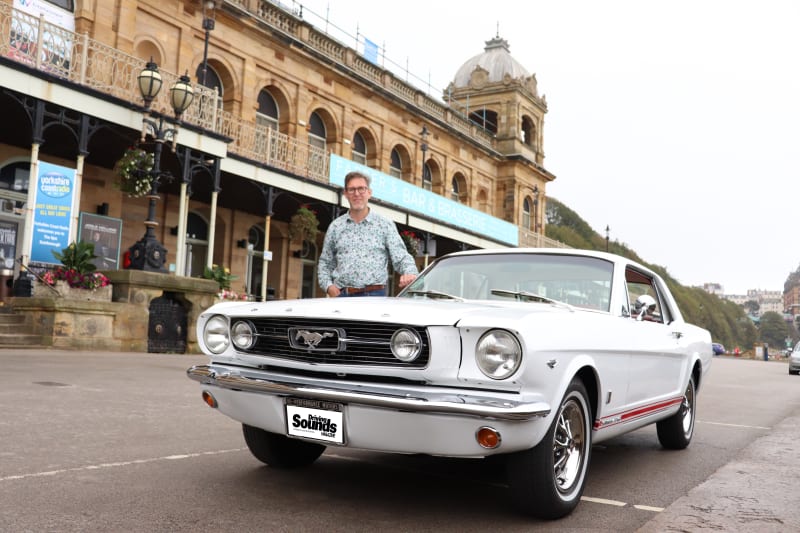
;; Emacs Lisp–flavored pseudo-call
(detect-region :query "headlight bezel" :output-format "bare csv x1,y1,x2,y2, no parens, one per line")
390,328,423,362
203,314,230,354
475,328,522,380
231,320,256,350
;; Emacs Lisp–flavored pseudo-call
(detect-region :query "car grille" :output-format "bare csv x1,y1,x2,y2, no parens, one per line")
232,317,430,368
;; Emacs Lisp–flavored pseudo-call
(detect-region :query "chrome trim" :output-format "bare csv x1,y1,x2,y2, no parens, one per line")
187,364,550,421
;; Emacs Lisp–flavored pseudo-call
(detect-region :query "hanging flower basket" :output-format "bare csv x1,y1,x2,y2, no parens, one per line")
400,230,420,256
115,147,154,198
289,206,319,242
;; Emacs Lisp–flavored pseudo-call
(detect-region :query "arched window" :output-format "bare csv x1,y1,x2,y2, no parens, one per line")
256,90,278,131
308,111,326,151
522,197,532,230
389,148,402,178
521,116,535,147
195,63,223,96
450,177,460,202
422,162,432,191
352,131,366,164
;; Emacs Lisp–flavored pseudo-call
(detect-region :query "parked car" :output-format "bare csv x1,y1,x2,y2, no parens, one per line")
789,342,800,375
712,342,726,355
187,249,712,519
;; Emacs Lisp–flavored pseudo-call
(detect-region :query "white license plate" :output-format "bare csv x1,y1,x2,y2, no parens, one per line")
285,398,345,445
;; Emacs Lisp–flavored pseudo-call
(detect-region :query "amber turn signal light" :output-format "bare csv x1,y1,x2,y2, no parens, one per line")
476,426,501,449
202,390,218,408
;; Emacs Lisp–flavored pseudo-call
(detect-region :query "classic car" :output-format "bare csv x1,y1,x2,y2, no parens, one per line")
187,249,712,519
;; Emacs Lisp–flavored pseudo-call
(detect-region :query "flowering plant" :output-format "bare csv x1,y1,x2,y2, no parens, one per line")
400,230,419,256
217,288,254,301
46,241,111,290
115,147,154,198
204,264,238,290
288,206,319,241
41,267,111,290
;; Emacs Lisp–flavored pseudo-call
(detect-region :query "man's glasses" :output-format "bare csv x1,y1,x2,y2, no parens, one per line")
345,186,369,195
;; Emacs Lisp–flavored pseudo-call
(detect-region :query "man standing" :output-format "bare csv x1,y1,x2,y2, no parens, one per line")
318,171,418,297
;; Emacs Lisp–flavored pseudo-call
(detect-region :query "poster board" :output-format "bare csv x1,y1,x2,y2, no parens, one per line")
78,213,122,270
0,220,18,271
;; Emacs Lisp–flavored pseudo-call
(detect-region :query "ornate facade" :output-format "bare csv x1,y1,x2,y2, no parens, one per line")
0,0,564,304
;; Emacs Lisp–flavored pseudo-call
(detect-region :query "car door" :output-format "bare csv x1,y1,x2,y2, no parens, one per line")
623,268,686,409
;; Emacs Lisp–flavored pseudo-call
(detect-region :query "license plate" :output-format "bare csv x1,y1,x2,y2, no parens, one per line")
285,398,345,445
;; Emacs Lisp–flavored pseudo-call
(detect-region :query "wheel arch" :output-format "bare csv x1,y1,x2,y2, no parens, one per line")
575,365,599,422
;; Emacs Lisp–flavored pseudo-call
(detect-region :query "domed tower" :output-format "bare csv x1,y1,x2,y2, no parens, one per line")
445,35,553,236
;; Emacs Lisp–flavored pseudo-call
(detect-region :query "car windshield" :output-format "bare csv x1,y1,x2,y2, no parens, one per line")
400,253,614,311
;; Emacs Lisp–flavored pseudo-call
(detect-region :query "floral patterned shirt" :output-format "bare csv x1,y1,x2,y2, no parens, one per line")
318,209,418,290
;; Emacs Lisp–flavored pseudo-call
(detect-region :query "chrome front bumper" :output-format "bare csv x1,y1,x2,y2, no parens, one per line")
187,364,550,422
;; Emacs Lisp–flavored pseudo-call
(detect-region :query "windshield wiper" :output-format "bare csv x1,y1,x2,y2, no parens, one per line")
490,289,574,311
404,290,464,301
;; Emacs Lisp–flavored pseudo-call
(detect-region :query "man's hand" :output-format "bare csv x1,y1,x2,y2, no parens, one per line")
398,274,417,288
326,285,341,297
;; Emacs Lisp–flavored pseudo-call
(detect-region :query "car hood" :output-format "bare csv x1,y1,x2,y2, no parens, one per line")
203,296,570,327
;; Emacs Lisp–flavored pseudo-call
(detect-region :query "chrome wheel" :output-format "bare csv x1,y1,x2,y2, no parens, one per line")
553,397,587,492
657,375,696,449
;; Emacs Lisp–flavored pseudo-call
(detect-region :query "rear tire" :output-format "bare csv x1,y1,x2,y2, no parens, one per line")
656,375,696,449
242,424,325,468
506,378,592,519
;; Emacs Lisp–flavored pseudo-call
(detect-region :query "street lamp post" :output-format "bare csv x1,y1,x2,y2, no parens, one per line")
532,184,540,233
419,125,429,183
605,225,610,252
200,0,217,87
128,62,195,272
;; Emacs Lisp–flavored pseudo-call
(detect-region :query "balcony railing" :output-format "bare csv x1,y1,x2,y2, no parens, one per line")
0,2,329,183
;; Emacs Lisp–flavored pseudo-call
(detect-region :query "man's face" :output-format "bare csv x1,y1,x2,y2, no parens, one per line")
344,177,371,210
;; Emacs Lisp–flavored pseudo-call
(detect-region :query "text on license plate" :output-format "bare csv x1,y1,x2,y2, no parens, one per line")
285,398,345,445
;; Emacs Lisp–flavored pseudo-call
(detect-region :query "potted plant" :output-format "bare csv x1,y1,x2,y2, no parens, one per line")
115,147,154,198
288,206,319,242
35,241,112,300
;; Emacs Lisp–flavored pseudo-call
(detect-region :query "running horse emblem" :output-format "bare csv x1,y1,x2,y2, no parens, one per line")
295,329,334,348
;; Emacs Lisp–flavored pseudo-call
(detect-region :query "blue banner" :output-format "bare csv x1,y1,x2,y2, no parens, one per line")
30,161,76,264
329,155,519,246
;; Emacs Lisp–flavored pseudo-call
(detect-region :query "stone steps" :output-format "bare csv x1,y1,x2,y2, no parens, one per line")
0,308,46,347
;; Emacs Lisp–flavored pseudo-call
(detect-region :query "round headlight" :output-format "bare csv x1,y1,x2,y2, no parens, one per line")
231,320,256,350
476,329,522,379
203,315,230,354
391,328,422,362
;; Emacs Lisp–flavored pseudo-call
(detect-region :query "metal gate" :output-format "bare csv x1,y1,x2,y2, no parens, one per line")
147,292,187,353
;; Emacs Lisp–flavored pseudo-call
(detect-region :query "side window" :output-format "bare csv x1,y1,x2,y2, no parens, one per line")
625,268,667,324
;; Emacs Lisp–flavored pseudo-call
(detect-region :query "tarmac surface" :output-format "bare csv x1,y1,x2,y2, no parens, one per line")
638,412,800,532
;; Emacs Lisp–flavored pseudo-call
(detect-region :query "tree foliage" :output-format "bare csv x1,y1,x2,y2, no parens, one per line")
544,197,758,351
758,312,789,348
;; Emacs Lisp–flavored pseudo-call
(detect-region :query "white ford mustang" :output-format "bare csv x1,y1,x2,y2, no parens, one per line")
187,248,712,519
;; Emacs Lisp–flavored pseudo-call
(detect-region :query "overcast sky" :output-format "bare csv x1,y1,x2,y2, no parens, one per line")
296,0,800,295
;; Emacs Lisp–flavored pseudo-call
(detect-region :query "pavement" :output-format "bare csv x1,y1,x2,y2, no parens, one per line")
637,413,800,532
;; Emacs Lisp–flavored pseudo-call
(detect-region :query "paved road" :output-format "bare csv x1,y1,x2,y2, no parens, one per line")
1,351,798,532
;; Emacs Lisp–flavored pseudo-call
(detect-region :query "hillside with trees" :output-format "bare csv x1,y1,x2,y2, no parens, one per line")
545,198,759,351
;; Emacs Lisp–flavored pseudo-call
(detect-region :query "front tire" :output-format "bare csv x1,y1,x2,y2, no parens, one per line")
507,378,592,519
242,424,325,468
656,375,696,449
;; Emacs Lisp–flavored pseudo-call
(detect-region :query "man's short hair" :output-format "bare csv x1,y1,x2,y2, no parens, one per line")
344,171,371,188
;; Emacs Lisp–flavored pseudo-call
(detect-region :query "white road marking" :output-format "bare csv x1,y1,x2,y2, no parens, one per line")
698,420,771,430
634,504,665,512
581,496,626,507
3,448,666,513
0,448,245,483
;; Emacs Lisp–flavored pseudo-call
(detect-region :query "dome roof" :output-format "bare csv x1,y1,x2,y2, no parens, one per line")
452,36,531,88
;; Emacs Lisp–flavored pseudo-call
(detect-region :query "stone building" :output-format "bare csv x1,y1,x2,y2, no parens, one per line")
0,0,564,350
